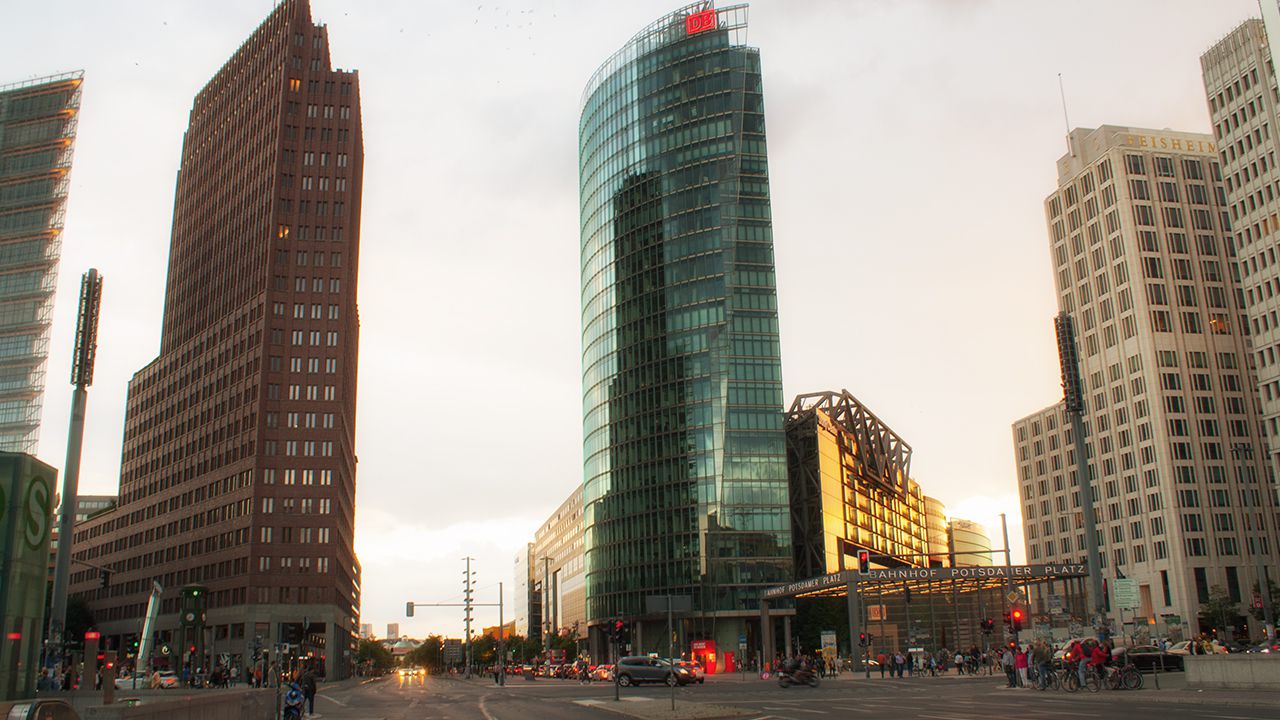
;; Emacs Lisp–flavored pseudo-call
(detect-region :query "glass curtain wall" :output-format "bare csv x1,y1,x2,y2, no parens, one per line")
579,3,791,642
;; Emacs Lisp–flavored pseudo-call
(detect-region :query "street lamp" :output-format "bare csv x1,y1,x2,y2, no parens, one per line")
538,556,553,658
1230,444,1276,641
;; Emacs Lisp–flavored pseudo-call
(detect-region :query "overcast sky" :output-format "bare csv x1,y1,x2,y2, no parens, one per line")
1,0,1258,640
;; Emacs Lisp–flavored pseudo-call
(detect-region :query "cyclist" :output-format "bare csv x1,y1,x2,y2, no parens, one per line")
1087,641,1109,684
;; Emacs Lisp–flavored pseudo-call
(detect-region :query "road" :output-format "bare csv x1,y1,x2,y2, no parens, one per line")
311,670,1279,720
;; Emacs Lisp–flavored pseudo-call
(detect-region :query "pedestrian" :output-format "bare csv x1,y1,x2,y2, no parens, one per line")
893,651,905,678
877,651,887,678
299,667,318,717
1034,640,1052,690
1015,645,1029,688
953,651,964,675
1000,645,1016,688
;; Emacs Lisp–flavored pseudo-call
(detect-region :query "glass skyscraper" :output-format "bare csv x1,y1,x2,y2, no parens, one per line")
0,72,83,453
579,2,791,663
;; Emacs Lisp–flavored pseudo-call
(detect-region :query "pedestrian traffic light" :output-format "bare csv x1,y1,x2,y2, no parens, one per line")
1010,607,1024,633
858,632,867,647
99,570,110,588
406,601,414,618
857,550,870,573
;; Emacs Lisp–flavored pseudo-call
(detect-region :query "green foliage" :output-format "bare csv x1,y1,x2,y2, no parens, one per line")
405,635,442,670
795,597,847,654
66,595,96,645
1249,579,1280,623
1199,585,1239,634
356,638,395,672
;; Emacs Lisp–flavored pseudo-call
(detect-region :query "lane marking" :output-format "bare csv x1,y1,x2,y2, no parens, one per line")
831,706,870,713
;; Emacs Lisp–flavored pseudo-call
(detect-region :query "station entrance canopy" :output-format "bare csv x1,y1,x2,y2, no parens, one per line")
763,564,1089,601
758,564,1089,669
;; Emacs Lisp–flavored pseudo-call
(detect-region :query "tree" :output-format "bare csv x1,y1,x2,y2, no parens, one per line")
1199,585,1239,637
65,595,96,646
405,635,442,671
1249,578,1280,623
356,638,395,672
795,597,847,655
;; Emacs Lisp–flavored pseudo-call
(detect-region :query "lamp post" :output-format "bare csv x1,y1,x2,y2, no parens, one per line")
1230,444,1275,641
539,556,553,658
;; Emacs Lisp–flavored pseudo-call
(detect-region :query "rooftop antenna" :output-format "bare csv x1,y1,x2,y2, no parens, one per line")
1058,73,1075,158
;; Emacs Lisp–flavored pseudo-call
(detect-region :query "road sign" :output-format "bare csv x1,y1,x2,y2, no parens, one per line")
738,633,747,651
1113,578,1139,610
1254,592,1264,610
1006,591,1021,604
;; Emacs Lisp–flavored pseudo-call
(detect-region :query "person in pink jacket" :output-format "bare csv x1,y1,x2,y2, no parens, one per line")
1014,645,1029,688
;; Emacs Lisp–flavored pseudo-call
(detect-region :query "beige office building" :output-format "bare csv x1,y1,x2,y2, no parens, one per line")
530,485,586,652
1201,18,1280,546
1014,125,1279,641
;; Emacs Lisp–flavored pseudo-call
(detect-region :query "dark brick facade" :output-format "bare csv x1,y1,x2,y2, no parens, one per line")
70,0,363,678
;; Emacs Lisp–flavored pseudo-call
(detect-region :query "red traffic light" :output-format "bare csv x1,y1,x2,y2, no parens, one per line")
857,550,870,573
1011,609,1024,620
84,631,101,640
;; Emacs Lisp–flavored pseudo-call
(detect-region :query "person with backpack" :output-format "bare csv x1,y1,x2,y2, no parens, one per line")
299,668,318,717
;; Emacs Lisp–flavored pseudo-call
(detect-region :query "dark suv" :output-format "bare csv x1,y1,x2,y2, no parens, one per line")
614,656,691,687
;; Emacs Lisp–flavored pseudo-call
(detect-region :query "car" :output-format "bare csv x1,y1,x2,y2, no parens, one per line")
1166,641,1192,655
591,664,614,681
614,656,690,687
1119,645,1184,672
113,674,136,690
154,671,179,689
670,660,704,684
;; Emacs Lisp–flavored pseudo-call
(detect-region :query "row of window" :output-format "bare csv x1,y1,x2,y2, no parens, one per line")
257,526,332,543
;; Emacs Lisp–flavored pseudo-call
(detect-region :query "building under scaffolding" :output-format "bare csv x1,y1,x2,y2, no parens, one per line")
0,71,84,453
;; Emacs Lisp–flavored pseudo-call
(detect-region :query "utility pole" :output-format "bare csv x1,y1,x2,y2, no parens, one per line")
1056,313,1106,639
1231,444,1276,641
463,557,475,678
497,582,505,686
47,269,103,675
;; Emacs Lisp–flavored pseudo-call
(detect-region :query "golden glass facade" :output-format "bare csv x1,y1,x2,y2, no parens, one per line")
786,391,933,579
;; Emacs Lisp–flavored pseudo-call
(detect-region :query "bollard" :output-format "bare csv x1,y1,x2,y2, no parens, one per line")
104,651,117,704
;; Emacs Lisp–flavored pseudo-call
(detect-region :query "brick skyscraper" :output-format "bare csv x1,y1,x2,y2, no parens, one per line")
70,0,363,678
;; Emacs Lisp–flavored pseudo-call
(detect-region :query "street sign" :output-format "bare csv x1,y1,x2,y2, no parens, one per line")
1113,578,1139,610
1254,592,1264,610
737,633,747,651
1048,594,1063,615
1006,591,1021,604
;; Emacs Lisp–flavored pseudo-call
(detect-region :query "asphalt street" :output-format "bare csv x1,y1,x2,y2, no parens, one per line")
308,670,1279,720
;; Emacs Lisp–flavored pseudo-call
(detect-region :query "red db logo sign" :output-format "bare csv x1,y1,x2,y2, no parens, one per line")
686,9,716,35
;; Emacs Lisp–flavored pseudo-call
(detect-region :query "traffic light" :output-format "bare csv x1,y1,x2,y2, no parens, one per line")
858,632,867,647
980,619,993,634
857,550,870,573
1010,607,1024,633
99,570,110,588
406,601,414,618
